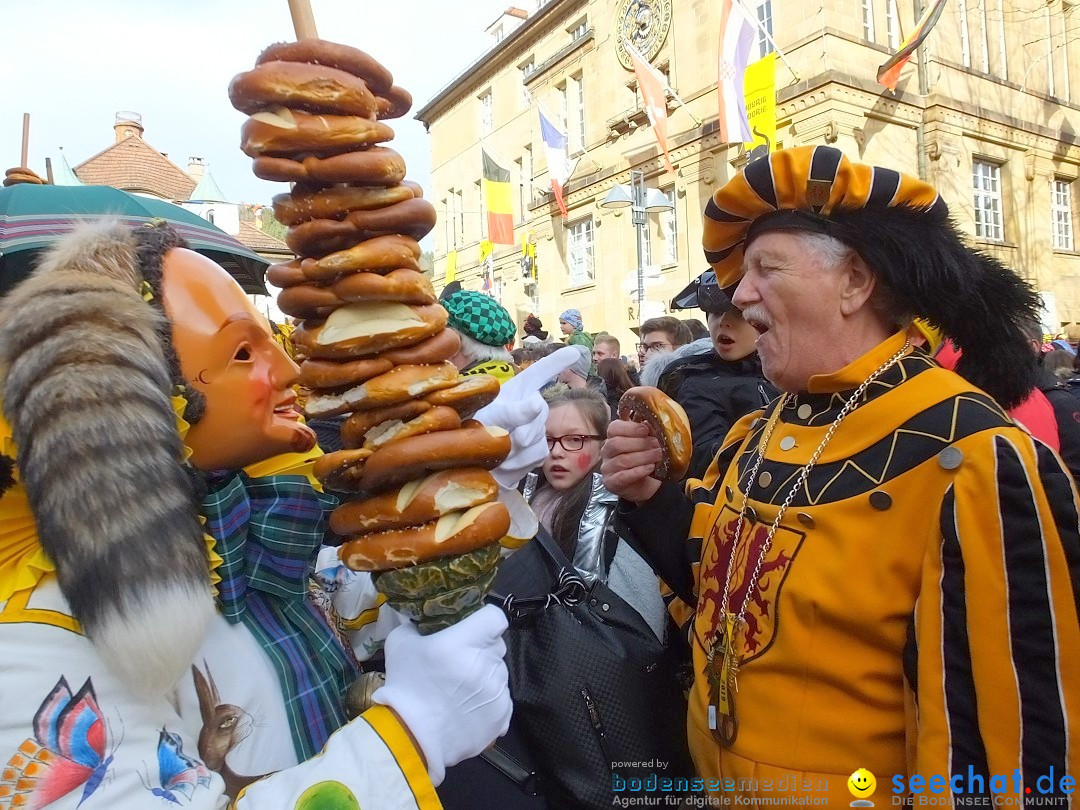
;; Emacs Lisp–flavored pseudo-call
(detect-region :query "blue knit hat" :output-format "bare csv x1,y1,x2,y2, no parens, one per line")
559,309,583,331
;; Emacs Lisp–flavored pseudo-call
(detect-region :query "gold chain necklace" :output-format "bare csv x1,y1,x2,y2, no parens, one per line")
706,340,910,747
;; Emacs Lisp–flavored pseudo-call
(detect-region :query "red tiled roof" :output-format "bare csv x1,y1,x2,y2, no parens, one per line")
74,137,196,201
237,221,291,255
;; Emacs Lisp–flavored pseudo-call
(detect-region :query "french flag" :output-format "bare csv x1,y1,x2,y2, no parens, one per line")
538,106,576,217
717,0,755,144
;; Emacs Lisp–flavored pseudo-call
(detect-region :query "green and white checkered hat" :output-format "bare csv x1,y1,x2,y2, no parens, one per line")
442,290,516,347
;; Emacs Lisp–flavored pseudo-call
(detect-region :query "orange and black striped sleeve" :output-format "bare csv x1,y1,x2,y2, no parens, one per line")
908,430,1080,797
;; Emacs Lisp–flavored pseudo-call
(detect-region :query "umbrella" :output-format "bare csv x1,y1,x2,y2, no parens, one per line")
0,184,270,296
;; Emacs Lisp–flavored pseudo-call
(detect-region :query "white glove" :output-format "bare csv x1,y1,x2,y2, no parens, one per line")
372,604,512,785
474,346,578,489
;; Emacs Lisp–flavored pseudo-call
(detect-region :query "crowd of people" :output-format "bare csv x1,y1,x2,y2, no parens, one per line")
0,144,1078,810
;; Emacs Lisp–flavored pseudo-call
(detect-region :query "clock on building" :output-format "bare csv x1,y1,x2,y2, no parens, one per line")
614,0,672,71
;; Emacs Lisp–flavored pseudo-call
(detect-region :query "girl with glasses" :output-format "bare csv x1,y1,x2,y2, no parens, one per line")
440,388,691,809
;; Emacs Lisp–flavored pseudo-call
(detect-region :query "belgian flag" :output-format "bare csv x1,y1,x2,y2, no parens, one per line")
482,149,515,245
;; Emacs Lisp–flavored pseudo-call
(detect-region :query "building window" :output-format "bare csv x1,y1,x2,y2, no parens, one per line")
455,188,464,242
567,217,595,285
476,179,484,234
206,209,215,225
516,158,525,222
494,25,505,44
862,0,876,42
556,82,568,131
1062,10,1071,102
520,58,535,109
523,146,533,208
479,90,493,136
447,190,458,246
958,0,971,67
972,160,1004,242
978,1,990,73
756,0,775,59
996,4,1008,79
1047,7,1056,97
886,0,901,49
571,73,586,151
1052,179,1074,251
660,187,678,265
569,17,588,42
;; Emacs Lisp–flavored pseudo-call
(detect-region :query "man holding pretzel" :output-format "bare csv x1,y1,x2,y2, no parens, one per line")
604,146,1080,805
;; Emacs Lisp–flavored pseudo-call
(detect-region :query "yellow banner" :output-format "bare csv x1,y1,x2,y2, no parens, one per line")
479,239,494,263
444,250,457,283
743,53,777,151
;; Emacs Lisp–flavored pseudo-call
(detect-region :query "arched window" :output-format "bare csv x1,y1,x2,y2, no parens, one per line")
206,209,215,225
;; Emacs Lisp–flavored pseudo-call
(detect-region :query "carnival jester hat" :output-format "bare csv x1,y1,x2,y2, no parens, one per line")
703,145,1041,409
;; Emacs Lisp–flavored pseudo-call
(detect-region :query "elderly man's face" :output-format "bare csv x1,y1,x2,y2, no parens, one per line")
733,231,855,392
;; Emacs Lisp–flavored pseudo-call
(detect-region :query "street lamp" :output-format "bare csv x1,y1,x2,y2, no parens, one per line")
601,169,674,325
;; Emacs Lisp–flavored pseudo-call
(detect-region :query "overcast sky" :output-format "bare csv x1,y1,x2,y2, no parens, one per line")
0,0,501,206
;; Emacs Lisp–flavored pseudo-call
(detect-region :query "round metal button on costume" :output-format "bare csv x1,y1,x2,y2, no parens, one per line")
869,491,893,511
797,404,813,420
780,436,796,451
938,446,964,470
797,512,815,529
758,471,773,487
725,486,734,502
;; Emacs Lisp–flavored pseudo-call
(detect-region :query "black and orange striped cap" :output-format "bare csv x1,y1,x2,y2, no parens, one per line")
703,145,943,286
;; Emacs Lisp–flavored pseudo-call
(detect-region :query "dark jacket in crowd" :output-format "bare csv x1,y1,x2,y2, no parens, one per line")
1038,367,1080,485
642,338,776,481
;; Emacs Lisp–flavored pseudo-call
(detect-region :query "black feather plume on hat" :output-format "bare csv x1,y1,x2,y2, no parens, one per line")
827,204,1041,410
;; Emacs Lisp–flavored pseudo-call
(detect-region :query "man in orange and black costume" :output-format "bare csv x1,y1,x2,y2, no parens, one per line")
603,146,1080,806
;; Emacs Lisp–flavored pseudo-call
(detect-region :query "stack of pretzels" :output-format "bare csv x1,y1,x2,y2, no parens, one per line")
230,40,511,632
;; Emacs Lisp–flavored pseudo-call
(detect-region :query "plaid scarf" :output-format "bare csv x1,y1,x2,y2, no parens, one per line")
201,472,356,760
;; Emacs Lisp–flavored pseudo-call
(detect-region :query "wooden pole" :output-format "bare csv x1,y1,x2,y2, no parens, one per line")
287,0,319,39
20,113,30,168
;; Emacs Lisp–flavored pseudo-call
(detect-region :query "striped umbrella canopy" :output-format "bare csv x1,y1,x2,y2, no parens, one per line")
0,184,269,296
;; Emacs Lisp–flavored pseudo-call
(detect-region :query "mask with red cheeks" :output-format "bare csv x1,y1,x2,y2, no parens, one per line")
161,248,316,471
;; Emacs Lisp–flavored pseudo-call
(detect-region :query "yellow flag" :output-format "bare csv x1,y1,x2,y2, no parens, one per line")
445,250,458,283
743,53,777,151
479,239,494,263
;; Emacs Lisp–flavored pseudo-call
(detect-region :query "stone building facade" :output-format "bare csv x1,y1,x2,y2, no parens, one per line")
417,0,1080,350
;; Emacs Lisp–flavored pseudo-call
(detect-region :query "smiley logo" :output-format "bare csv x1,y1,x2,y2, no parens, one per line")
848,768,877,801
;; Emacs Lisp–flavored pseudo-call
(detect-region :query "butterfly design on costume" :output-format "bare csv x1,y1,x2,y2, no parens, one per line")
0,675,115,809
139,728,212,805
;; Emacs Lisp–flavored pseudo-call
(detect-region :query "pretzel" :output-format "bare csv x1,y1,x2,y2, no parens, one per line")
277,284,343,319
285,198,436,256
423,375,501,419
339,502,510,572
252,148,407,186
342,400,432,448
331,268,435,306
312,448,372,492
359,422,511,493
291,302,448,359
240,108,394,158
299,356,394,391
380,329,461,366
303,234,422,280
331,468,498,537
273,184,416,226
618,387,693,481
374,86,413,120
266,259,310,288
358,406,462,452
229,61,378,117
304,362,459,418
256,39,394,96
